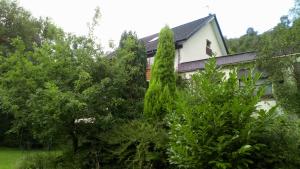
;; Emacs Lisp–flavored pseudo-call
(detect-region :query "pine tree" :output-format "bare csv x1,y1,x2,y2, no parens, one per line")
144,26,176,121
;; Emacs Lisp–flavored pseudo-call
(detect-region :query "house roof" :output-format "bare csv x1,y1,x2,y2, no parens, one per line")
178,52,257,73
140,14,228,54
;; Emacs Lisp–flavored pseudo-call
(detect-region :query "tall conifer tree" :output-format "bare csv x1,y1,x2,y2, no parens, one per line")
144,26,176,120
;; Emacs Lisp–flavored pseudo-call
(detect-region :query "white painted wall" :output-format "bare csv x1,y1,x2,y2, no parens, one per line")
147,50,180,70
256,100,277,111
182,68,232,79
180,21,226,63
221,68,232,79
182,71,197,79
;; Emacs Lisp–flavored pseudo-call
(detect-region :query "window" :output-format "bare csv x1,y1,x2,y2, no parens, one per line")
206,39,211,48
206,39,212,56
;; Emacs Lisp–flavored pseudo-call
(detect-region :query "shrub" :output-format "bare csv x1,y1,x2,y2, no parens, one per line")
107,120,170,169
168,57,300,169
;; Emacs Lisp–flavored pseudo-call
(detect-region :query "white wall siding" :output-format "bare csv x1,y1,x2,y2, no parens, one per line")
182,68,232,79
256,100,277,111
182,71,197,79
180,22,225,63
147,50,180,70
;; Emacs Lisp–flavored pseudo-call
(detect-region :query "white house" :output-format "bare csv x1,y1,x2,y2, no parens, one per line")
140,14,277,110
141,14,229,79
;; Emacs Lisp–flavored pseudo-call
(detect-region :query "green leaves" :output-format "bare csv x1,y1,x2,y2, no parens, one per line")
144,26,176,121
113,31,147,119
168,57,299,169
107,120,169,169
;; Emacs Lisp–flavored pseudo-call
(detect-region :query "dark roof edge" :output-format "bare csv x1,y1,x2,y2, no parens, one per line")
185,15,214,40
180,51,256,65
213,14,229,54
177,51,257,73
140,15,213,43
178,60,255,73
223,51,257,57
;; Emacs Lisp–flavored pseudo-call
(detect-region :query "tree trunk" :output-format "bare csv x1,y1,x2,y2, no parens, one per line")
294,62,300,89
71,131,78,153
70,121,78,153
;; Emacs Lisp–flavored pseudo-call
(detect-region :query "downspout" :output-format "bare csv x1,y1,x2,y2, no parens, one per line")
177,48,181,71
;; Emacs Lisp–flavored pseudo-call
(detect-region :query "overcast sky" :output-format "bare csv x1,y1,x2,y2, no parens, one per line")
19,0,294,51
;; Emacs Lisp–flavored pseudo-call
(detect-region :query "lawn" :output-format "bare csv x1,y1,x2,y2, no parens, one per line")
0,147,48,169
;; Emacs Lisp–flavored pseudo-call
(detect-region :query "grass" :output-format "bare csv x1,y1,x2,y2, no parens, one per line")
0,147,50,169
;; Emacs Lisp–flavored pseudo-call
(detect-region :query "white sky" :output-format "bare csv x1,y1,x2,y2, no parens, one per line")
19,0,294,51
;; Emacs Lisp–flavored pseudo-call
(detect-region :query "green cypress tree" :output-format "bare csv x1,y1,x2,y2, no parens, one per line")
144,26,176,120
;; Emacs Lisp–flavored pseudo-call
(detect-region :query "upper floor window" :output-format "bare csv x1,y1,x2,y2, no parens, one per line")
206,39,211,48
206,39,212,56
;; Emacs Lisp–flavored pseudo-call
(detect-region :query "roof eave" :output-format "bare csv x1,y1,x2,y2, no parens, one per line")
213,14,229,54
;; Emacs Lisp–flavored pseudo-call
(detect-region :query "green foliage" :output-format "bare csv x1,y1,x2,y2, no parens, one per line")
290,0,300,20
257,18,300,114
0,0,64,55
0,4,149,166
0,38,42,148
0,0,64,147
107,120,169,169
113,31,147,119
0,3,149,167
225,27,259,54
226,10,300,115
168,57,300,169
2,1,300,169
0,30,119,151
144,26,176,121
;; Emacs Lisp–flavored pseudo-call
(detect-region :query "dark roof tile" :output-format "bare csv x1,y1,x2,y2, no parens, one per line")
178,52,257,73
140,15,214,53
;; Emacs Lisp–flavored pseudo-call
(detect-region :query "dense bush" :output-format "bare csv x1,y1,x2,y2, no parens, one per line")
168,57,300,169
107,120,169,169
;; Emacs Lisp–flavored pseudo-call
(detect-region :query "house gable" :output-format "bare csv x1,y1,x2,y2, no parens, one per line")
141,14,217,55
179,17,228,63
142,14,229,80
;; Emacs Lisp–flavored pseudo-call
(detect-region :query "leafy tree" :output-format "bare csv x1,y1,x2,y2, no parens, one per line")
168,57,300,169
101,30,171,169
257,17,300,114
144,26,176,121
246,27,257,36
114,31,147,119
290,0,300,19
0,0,64,55
0,0,64,147
0,38,44,148
226,7,300,115
280,15,291,27
226,27,259,54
